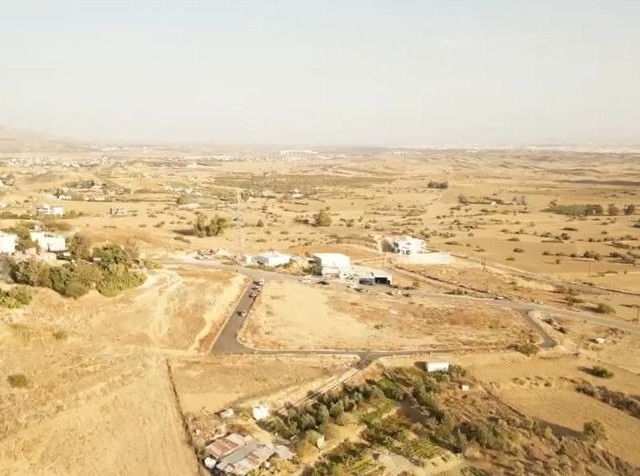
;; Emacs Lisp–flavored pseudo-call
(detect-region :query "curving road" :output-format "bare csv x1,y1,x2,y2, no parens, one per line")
165,257,640,359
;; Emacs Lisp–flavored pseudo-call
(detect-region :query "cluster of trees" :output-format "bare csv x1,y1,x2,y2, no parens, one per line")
609,251,637,265
547,204,605,217
576,382,640,420
305,441,368,475
8,236,145,298
456,420,511,451
582,250,603,261
547,203,636,217
427,181,449,189
193,213,228,237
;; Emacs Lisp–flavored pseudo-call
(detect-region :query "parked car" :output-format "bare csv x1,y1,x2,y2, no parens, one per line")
249,292,257,298
318,280,329,286
237,310,247,317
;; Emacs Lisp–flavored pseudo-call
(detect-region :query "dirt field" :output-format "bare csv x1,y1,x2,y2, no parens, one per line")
0,265,248,475
0,340,199,475
457,353,640,466
239,280,534,351
170,354,356,414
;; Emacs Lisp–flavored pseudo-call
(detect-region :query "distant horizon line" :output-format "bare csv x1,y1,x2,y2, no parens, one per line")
1,124,639,153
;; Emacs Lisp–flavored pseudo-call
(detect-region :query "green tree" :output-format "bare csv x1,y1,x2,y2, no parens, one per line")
624,204,636,215
314,209,332,227
193,213,228,237
10,259,51,287
608,204,620,216
67,233,92,260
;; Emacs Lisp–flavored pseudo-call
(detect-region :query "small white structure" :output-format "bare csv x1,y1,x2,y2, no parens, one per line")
251,404,270,422
30,231,67,252
0,231,17,254
594,337,606,344
36,204,64,216
203,457,217,470
220,408,235,419
460,384,470,392
312,253,352,277
179,202,200,210
389,235,424,255
424,361,450,373
255,251,291,268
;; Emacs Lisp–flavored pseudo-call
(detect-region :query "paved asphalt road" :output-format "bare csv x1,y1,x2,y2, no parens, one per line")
165,257,640,359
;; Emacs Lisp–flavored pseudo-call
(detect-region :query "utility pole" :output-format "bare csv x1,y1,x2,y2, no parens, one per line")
236,188,243,259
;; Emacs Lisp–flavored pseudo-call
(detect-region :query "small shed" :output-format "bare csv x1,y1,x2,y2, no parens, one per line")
251,404,270,421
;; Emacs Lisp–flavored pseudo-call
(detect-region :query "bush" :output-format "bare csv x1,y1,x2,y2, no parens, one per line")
314,209,332,227
68,233,92,260
7,373,28,388
193,213,228,237
7,286,32,305
513,247,524,253
52,330,68,341
594,303,615,314
514,342,539,356
589,366,614,379
582,420,607,443
96,268,146,297
457,421,508,451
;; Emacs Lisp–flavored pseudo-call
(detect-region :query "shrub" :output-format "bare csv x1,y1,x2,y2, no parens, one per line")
594,303,615,314
193,213,228,237
589,366,614,379
96,268,146,297
7,373,28,388
314,209,332,227
52,330,68,341
8,286,32,305
514,342,538,356
513,247,524,253
582,420,607,444
10,259,51,287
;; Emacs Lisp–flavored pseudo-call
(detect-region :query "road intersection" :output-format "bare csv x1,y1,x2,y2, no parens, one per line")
165,257,640,360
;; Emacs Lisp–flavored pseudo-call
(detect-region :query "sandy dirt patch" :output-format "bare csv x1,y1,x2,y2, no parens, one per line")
171,355,355,413
239,281,533,351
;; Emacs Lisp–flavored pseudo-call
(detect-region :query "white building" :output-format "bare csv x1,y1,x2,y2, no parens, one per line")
30,231,67,252
36,204,64,216
389,235,424,255
0,232,17,254
255,251,291,267
312,253,352,277
424,361,450,373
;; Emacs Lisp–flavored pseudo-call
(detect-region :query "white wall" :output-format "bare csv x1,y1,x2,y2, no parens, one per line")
396,252,453,265
0,235,17,253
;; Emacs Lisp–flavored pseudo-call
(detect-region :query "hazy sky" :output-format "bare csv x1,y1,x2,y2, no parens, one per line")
1,1,639,146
